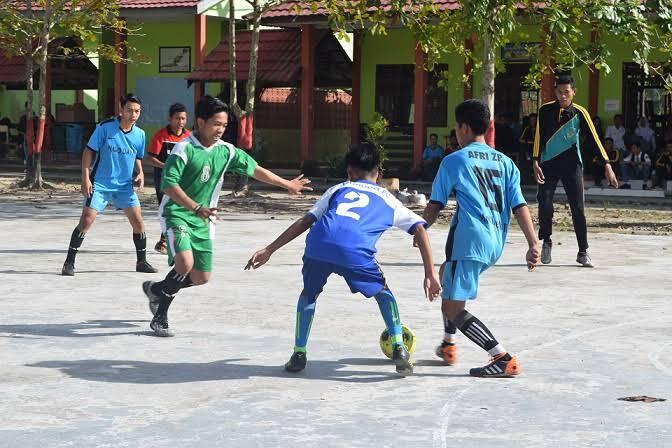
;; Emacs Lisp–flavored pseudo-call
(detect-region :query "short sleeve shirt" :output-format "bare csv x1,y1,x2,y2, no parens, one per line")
305,180,426,267
87,117,145,191
430,142,526,265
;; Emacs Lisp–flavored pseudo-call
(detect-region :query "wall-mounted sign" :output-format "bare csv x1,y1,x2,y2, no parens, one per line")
159,47,191,73
604,99,621,112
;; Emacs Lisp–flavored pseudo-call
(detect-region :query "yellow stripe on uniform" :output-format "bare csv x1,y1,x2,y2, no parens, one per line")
575,104,609,162
532,101,555,158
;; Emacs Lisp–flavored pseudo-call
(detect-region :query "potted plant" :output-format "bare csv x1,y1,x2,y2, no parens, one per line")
365,113,399,191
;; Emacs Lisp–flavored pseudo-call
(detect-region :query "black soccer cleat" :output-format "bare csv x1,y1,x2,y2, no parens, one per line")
469,353,521,378
61,261,75,276
284,351,307,373
392,345,413,376
136,260,158,273
143,281,161,316
150,312,174,337
576,251,594,268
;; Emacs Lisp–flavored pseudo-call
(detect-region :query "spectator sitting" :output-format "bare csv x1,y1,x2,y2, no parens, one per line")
592,137,620,187
653,140,672,189
635,116,656,155
421,133,444,181
620,140,652,189
423,133,444,161
605,114,626,155
445,130,459,155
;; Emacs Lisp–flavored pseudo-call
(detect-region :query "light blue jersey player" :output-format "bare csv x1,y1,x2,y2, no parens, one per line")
246,143,441,376
421,99,540,378
61,94,157,276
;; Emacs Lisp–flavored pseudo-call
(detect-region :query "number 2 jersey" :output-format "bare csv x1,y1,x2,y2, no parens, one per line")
430,142,526,266
305,180,426,267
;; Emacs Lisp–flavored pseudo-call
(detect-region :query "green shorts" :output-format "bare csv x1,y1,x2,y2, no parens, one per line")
165,218,213,272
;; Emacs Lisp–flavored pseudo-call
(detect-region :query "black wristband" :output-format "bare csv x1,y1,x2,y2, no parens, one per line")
193,204,202,214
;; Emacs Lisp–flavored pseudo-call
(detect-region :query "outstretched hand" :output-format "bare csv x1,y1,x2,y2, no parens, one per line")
286,174,312,195
245,248,272,270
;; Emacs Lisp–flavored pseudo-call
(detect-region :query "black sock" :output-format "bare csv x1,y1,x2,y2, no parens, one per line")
156,295,174,316
151,268,187,299
133,232,147,262
66,227,85,264
453,310,501,353
443,314,457,345
183,273,194,289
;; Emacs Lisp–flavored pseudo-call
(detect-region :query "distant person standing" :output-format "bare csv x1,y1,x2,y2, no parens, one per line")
61,94,158,276
145,103,190,254
605,114,627,155
533,75,618,268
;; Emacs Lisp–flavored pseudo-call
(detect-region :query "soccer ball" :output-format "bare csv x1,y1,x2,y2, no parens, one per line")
379,324,416,359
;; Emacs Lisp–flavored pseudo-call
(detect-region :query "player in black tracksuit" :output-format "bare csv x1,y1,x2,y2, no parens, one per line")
532,75,618,267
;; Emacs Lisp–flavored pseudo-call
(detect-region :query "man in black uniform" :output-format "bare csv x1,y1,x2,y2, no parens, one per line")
533,75,618,267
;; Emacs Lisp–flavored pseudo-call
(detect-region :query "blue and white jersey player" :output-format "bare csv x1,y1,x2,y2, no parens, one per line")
420,99,540,378
246,143,441,376
61,93,157,277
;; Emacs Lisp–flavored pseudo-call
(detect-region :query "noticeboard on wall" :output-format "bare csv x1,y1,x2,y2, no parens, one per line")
501,42,542,63
159,47,191,73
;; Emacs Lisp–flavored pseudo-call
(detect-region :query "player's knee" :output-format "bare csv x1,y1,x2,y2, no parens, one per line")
441,300,465,322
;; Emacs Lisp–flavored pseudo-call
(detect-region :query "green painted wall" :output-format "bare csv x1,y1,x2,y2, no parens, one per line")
257,129,351,164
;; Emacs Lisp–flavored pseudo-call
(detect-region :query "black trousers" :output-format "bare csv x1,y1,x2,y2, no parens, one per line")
537,153,588,252
153,168,164,204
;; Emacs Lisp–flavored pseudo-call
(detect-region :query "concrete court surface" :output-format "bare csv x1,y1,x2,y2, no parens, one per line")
0,197,670,448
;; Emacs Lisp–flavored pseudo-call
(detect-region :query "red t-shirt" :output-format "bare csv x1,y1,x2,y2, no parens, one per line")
148,126,190,163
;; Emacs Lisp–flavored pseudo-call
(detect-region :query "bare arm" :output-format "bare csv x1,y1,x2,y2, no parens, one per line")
413,202,442,247
245,215,316,270
513,205,540,271
251,166,312,195
144,153,164,169
80,148,94,197
412,225,441,300
134,158,144,193
164,185,216,222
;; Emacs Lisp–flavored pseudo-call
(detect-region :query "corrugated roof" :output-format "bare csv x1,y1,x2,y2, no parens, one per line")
6,0,197,10
261,0,460,21
118,0,198,8
187,29,302,85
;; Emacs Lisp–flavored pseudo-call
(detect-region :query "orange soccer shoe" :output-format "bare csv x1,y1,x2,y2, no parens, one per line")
469,353,521,378
435,341,458,366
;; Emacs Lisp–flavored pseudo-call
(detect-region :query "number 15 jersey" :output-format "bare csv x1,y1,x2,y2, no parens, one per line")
305,180,426,267
430,142,526,266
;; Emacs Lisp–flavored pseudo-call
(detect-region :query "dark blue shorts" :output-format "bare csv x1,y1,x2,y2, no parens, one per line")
302,257,387,299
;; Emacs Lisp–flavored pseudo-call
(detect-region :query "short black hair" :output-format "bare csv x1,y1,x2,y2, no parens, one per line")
614,114,624,120
345,143,380,172
120,93,142,107
630,139,641,148
169,103,187,117
455,99,490,136
195,95,230,121
604,137,614,142
555,75,575,88
429,133,438,139
529,112,538,118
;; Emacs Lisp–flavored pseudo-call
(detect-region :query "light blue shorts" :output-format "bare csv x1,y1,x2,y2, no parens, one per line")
84,187,140,212
441,260,490,301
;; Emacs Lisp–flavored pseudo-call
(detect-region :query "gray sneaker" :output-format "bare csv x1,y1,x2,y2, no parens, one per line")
541,241,552,264
143,281,161,316
576,252,594,268
150,313,174,337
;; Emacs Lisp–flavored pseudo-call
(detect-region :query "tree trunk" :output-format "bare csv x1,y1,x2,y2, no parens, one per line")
19,33,35,187
245,2,261,116
228,0,242,118
481,32,496,148
30,0,51,189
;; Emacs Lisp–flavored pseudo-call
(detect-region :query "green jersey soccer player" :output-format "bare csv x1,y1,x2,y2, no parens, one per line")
143,95,312,337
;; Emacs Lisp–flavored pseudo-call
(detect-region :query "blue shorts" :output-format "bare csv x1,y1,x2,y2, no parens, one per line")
441,260,490,301
84,187,140,212
302,257,387,299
